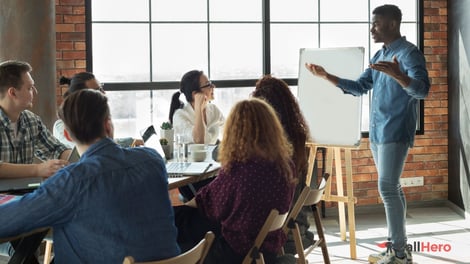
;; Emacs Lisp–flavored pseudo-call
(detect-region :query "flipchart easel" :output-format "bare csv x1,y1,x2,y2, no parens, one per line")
306,143,358,259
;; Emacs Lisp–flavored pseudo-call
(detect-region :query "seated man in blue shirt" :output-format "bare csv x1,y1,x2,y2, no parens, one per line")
305,5,429,264
0,89,180,263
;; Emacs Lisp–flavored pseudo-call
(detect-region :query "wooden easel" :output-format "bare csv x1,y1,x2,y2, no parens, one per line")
306,143,358,259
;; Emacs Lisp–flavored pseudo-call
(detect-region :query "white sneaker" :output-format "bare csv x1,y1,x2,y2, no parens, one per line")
368,246,412,263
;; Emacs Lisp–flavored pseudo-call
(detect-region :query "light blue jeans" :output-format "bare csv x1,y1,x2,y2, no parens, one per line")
370,142,409,256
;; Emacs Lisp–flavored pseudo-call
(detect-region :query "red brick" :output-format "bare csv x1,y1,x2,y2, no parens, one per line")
64,15,85,23
56,24,75,32
62,51,86,60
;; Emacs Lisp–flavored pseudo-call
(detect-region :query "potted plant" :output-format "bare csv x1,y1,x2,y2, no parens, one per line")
160,121,174,158
159,138,172,159
160,121,174,142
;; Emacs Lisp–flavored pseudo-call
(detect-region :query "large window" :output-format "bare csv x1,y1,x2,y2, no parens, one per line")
87,0,422,139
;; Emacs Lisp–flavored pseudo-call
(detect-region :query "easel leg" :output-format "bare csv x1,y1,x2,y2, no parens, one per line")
334,148,347,241
345,149,357,259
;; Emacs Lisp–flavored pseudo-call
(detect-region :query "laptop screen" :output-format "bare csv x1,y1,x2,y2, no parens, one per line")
67,147,80,163
143,132,167,162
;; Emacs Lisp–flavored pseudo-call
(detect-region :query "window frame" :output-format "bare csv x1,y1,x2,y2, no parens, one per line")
85,0,425,136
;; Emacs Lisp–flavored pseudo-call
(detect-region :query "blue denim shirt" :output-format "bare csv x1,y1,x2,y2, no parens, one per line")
0,138,180,263
337,37,430,146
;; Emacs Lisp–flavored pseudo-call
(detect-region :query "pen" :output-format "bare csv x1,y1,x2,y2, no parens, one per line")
203,163,213,173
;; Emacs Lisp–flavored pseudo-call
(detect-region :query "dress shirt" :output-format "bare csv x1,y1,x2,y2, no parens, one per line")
337,37,430,146
0,138,180,263
195,158,295,256
173,103,224,144
0,109,68,164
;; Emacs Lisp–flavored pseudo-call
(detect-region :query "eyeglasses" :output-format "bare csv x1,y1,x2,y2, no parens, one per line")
200,81,214,89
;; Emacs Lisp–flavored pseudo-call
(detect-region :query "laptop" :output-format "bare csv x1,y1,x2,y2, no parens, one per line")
0,177,43,193
141,125,220,176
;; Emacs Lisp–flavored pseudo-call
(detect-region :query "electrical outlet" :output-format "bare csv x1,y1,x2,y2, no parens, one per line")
400,176,424,187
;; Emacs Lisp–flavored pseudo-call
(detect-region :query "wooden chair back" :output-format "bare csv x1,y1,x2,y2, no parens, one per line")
123,231,215,264
286,173,331,264
242,209,289,264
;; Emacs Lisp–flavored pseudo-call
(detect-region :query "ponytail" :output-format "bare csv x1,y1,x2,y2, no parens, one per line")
169,91,184,124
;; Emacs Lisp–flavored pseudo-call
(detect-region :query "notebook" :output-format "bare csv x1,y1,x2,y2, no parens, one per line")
141,125,220,176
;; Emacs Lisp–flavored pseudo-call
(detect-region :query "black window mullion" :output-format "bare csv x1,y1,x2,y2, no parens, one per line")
262,0,271,75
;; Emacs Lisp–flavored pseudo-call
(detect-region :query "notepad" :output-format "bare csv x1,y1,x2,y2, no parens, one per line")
166,161,219,177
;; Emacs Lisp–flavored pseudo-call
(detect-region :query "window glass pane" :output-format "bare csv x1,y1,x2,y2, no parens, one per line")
92,24,150,82
320,24,371,68
209,24,262,80
150,90,178,131
209,0,261,21
320,0,368,22
107,90,176,139
152,24,208,81
401,23,418,45
212,87,253,119
92,0,148,21
107,91,151,139
152,0,207,21
370,0,417,21
271,24,318,78
270,0,319,22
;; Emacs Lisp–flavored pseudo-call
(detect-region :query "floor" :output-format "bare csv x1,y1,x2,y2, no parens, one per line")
305,202,470,264
1,202,469,264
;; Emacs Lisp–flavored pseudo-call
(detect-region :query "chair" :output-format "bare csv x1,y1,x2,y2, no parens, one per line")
122,231,215,264
242,209,289,264
41,229,53,264
285,173,331,264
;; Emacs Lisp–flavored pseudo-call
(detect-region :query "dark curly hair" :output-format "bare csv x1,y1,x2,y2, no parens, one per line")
252,75,311,182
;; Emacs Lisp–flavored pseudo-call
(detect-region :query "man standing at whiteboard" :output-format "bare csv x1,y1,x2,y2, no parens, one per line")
306,4,429,264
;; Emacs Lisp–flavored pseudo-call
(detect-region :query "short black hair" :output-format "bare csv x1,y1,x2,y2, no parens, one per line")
373,4,402,24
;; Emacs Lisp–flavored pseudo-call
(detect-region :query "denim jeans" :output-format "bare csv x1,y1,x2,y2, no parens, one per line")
370,142,409,256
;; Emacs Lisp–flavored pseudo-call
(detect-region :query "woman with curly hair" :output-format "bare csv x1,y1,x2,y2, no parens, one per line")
252,75,314,253
175,98,296,264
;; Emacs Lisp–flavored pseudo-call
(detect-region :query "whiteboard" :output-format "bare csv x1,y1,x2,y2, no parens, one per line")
298,47,364,147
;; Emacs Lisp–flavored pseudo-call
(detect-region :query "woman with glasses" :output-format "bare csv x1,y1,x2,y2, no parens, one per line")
169,70,225,201
169,70,224,145
53,72,142,148
53,72,103,148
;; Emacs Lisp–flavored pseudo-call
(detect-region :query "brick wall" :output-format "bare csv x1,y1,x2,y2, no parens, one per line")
55,0,86,106
55,0,449,207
